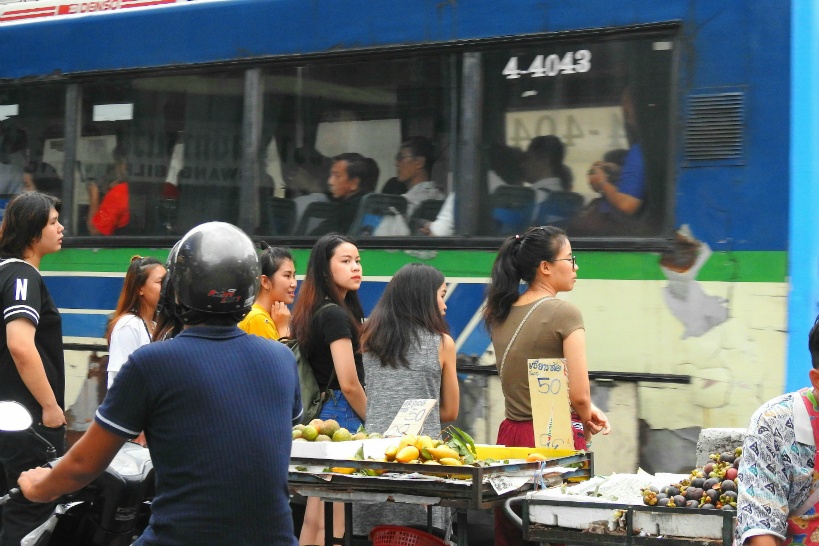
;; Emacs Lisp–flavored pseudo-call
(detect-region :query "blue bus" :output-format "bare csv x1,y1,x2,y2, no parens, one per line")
0,0,798,473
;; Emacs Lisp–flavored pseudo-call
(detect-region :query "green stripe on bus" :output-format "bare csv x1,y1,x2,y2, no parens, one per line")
41,248,787,283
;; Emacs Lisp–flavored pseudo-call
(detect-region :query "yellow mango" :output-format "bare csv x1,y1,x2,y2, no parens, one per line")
384,446,398,461
398,435,418,450
415,435,434,451
331,467,356,474
395,445,420,463
428,446,460,461
438,457,463,466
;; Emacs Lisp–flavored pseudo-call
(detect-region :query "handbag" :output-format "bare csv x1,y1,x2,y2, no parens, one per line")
284,337,335,425
283,302,337,425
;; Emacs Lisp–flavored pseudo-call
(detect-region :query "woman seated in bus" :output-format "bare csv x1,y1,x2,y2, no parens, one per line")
87,146,131,236
484,225,611,546
238,243,296,341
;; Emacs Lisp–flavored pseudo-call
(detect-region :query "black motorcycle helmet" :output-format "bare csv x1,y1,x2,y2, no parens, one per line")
167,222,260,324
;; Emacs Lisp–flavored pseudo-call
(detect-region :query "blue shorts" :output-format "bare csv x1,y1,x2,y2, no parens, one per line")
319,390,364,433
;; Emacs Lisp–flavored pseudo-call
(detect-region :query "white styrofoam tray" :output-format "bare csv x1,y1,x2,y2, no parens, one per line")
290,437,400,460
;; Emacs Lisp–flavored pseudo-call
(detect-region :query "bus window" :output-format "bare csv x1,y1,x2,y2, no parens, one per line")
481,33,675,237
261,55,453,237
76,71,245,236
0,85,66,219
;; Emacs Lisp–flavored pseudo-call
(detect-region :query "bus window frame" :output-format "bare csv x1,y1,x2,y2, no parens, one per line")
14,22,680,253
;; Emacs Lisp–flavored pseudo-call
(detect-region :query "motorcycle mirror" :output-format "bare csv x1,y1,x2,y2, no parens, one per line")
0,401,33,432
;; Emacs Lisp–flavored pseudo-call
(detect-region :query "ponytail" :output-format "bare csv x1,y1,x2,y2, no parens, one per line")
483,226,567,332
483,235,524,332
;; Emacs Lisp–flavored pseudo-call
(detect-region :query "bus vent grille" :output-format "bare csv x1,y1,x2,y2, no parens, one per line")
684,92,744,162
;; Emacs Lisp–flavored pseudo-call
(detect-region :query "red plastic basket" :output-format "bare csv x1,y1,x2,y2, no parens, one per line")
369,525,448,546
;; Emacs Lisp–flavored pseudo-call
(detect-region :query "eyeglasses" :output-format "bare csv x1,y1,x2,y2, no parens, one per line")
553,256,577,268
395,153,415,162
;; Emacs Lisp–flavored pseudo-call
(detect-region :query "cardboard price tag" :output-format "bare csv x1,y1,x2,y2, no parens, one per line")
527,358,573,450
383,399,437,438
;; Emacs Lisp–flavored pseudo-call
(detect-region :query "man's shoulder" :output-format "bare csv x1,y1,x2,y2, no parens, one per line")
751,391,797,424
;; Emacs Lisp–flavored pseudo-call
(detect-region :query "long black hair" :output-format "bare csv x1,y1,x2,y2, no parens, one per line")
362,263,449,368
483,225,567,333
0,192,61,259
291,233,364,346
259,241,293,278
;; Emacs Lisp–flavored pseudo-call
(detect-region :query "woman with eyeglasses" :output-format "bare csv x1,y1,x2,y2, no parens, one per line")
484,225,610,546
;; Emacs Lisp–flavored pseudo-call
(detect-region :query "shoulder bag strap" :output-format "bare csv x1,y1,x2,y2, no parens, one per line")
317,301,339,392
498,297,555,379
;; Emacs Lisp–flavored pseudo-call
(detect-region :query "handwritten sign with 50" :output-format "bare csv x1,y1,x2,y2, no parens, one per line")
527,358,573,450
383,399,437,438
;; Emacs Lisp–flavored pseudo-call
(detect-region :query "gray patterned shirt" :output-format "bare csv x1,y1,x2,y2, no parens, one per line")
736,390,817,545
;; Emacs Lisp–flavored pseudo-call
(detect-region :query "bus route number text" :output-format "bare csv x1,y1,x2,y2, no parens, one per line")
502,50,591,79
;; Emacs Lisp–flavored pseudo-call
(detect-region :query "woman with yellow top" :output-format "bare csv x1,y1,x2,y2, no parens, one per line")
238,242,296,340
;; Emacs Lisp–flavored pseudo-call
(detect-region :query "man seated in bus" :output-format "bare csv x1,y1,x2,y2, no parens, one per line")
586,86,644,217
311,152,370,235
86,146,130,236
392,136,445,217
0,122,32,196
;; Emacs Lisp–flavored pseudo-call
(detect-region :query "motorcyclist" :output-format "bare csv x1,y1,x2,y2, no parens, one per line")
18,222,302,546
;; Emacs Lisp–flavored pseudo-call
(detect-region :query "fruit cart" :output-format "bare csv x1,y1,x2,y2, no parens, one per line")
288,446,592,546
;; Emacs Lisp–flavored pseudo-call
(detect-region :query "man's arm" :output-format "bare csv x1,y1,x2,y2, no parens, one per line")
746,535,783,546
18,422,126,503
86,182,102,235
6,318,65,428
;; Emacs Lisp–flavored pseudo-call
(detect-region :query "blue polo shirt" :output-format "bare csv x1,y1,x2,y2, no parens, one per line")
96,325,300,546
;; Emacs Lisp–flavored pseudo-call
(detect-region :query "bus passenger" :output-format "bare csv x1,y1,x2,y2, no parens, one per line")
238,242,296,341
306,153,369,235
86,146,130,236
292,233,365,544
521,135,573,197
0,192,65,546
484,226,610,546
390,136,445,217
354,263,459,537
0,123,31,196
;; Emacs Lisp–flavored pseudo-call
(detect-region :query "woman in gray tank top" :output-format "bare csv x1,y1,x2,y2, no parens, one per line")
354,263,459,537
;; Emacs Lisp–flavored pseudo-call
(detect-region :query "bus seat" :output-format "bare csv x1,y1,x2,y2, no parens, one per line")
269,197,296,235
348,193,408,237
295,201,338,235
490,185,535,235
536,191,585,228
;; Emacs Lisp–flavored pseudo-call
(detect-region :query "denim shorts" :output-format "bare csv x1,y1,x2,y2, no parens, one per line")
319,389,363,432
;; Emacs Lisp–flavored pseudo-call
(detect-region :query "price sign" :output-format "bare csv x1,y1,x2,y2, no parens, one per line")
383,399,437,438
527,358,573,450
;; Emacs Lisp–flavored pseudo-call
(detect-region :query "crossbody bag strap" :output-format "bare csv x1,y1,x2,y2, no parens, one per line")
498,297,555,380
317,301,340,393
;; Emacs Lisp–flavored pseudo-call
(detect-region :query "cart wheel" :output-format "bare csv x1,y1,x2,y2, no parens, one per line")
502,496,524,531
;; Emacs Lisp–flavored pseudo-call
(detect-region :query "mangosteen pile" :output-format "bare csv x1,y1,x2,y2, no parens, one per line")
641,447,741,510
